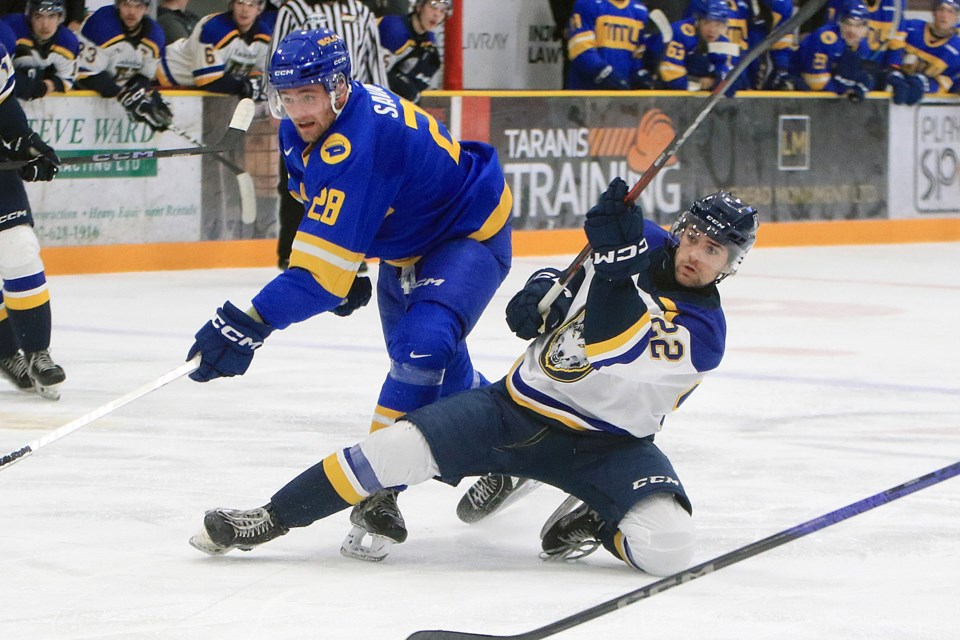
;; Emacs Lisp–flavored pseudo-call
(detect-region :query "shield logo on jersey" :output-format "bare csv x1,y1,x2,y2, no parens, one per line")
321,134,352,164
539,309,592,383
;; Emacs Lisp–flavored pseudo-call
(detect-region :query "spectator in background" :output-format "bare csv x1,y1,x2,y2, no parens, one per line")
2,0,79,100
825,0,906,67
649,0,740,91
566,0,652,90
0,30,66,401
548,0,575,88
884,0,960,104
269,0,386,270
76,0,174,132
788,0,876,102
379,0,448,104
157,0,201,43
158,0,272,100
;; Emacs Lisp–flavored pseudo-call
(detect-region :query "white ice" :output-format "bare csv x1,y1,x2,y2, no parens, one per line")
1,243,959,640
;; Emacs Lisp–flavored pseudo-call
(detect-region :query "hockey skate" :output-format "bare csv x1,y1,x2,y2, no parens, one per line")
341,489,407,562
540,497,604,561
189,504,289,556
455,475,542,524
0,352,33,391
25,349,65,400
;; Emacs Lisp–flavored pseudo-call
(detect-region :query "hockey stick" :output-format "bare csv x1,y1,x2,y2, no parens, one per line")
168,123,257,225
0,355,200,472
0,98,256,171
535,0,828,318
407,459,960,640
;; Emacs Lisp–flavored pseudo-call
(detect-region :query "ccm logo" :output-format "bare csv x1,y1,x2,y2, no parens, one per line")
213,313,263,349
632,475,680,490
593,238,648,265
0,209,28,224
274,69,295,76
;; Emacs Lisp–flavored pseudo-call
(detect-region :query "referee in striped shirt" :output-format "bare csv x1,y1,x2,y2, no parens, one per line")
271,0,388,268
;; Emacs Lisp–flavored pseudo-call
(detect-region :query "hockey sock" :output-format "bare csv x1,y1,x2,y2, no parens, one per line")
0,304,19,358
0,277,52,353
269,455,354,528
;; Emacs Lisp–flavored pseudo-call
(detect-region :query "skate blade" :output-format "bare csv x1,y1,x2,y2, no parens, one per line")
340,525,395,562
189,527,232,556
539,494,583,540
33,381,61,401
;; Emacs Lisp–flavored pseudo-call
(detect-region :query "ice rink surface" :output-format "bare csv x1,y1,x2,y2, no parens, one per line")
2,243,959,640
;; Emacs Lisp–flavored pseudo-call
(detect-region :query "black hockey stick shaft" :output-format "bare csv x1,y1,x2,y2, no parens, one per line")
168,123,247,175
536,0,827,316
0,98,256,170
407,459,960,640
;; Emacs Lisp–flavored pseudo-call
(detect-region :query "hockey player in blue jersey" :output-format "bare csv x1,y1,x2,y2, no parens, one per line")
188,178,759,576
185,28,512,561
789,0,877,102
0,35,67,400
76,0,173,132
2,0,80,101
378,0,449,104
884,0,960,104
565,0,651,90
650,0,740,91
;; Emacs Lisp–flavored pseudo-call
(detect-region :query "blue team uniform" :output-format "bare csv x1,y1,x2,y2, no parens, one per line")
652,18,738,90
790,23,874,92
566,0,649,90
827,0,905,64
1,12,80,96
893,18,960,93
253,82,512,429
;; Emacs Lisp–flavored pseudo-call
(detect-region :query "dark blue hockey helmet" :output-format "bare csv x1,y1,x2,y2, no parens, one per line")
696,0,732,21
671,191,759,280
934,0,960,13
26,0,65,15
837,0,869,23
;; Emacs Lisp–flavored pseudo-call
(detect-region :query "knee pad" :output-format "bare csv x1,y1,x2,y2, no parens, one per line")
0,226,43,280
617,493,696,576
355,421,440,490
386,302,460,374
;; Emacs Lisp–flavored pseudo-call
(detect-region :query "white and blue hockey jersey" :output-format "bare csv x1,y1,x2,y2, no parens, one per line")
78,5,166,85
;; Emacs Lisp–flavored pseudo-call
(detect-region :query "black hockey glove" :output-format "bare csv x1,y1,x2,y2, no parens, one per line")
2,131,61,182
118,76,174,132
331,275,372,317
505,268,574,340
594,65,630,90
15,67,48,100
187,301,274,382
902,73,929,106
632,67,654,90
764,69,797,91
585,177,649,281
241,75,267,102
685,54,715,80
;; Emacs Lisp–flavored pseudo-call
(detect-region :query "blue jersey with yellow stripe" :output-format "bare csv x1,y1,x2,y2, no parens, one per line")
896,18,960,93
252,82,511,330
791,24,873,92
566,0,648,90
654,18,738,90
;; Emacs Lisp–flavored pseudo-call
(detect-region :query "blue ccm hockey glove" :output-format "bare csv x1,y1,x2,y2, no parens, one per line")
331,275,372,317
886,70,911,105
833,49,872,103
584,177,649,281
902,73,930,106
187,301,273,382
505,268,574,340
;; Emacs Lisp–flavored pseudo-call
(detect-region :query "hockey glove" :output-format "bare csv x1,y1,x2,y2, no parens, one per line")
685,54,715,80
241,76,267,102
585,177,648,281
187,301,274,382
2,131,61,182
902,74,930,106
632,68,654,90
594,65,630,90
331,275,372,317
885,70,910,104
118,76,174,132
505,268,574,340
764,69,797,91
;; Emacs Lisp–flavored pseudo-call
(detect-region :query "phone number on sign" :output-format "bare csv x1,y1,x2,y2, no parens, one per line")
34,224,102,243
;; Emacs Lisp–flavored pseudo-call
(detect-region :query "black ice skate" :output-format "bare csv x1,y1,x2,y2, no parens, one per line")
341,489,406,562
456,475,542,524
25,349,65,400
540,498,604,561
189,504,289,556
0,352,33,391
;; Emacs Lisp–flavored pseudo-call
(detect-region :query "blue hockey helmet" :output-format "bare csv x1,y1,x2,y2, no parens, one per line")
267,28,351,118
934,0,960,12
695,0,732,21
837,0,869,23
671,191,759,280
26,0,65,15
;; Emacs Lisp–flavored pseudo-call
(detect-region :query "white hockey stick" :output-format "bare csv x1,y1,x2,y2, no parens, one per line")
168,123,258,225
0,98,255,171
0,355,200,471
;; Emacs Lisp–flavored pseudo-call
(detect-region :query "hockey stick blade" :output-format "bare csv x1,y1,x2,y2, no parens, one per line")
0,355,200,471
536,0,828,318
406,460,960,640
0,98,255,171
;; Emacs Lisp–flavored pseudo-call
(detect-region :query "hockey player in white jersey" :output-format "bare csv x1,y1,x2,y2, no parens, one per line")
158,0,273,99
189,178,759,574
